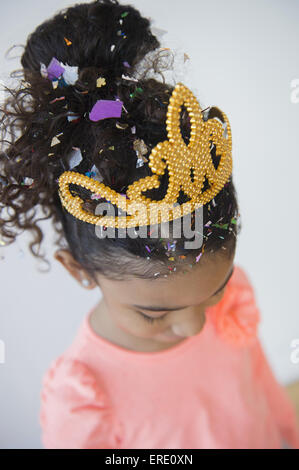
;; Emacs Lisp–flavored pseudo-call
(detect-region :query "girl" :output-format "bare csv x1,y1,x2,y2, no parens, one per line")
1,0,299,450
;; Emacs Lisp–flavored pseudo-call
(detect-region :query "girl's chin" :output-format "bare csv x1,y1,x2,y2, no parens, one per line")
154,331,188,342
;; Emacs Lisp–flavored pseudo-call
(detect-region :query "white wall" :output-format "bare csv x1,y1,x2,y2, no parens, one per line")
0,0,298,448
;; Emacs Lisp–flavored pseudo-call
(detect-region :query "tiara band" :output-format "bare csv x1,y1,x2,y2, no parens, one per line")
58,82,233,228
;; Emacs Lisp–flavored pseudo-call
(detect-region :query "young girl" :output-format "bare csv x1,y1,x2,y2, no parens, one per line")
1,0,299,450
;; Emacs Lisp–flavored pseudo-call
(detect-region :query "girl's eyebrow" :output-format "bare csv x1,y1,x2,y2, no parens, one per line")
132,265,235,312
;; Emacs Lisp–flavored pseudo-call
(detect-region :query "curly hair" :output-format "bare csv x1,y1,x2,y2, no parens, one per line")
0,0,241,281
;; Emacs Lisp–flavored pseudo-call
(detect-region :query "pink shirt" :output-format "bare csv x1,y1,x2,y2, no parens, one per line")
39,265,299,449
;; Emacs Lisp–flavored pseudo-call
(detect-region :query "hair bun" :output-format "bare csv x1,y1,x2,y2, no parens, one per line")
83,0,160,78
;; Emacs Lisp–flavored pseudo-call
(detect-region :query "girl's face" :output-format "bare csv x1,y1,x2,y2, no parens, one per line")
95,253,235,346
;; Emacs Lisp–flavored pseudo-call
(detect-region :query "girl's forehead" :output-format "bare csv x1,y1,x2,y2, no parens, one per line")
97,255,234,307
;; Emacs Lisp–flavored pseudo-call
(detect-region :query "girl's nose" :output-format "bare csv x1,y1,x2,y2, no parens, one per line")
171,310,206,338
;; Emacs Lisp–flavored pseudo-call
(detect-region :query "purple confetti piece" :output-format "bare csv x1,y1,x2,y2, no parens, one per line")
89,100,123,122
123,61,131,68
195,253,202,262
47,57,65,81
145,245,151,253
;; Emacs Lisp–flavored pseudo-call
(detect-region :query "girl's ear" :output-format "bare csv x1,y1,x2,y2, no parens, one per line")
54,249,97,289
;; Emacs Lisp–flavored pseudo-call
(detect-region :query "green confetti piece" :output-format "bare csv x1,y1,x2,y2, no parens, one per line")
130,87,144,99
231,217,237,224
121,11,129,18
212,223,229,230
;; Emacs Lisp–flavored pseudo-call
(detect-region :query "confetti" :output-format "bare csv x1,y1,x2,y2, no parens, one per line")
130,87,143,99
133,139,147,156
195,253,202,262
121,11,129,18
136,158,144,168
89,99,123,121
212,223,229,230
145,245,151,253
91,193,102,200
123,61,131,68
66,147,83,169
67,113,81,122
49,96,65,105
61,63,79,85
21,177,34,187
85,171,96,178
40,63,48,78
96,77,106,88
51,136,61,147
121,74,139,82
88,165,104,183
46,57,65,81
64,37,72,46
111,44,116,52
109,146,115,151
116,122,129,130
151,26,168,39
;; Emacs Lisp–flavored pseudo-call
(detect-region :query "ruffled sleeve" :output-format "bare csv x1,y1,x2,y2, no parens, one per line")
39,355,124,449
250,339,299,449
205,265,261,347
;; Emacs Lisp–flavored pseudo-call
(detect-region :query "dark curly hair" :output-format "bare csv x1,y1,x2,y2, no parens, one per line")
0,0,241,281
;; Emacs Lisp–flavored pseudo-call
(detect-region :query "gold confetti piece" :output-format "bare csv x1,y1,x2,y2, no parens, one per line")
133,138,148,156
184,53,190,62
116,122,129,130
108,146,115,151
48,153,55,157
64,37,72,46
169,257,175,261
51,136,60,147
52,81,59,89
96,77,106,88
99,149,104,154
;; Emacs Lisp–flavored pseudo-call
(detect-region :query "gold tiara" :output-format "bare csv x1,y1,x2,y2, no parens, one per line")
58,82,232,228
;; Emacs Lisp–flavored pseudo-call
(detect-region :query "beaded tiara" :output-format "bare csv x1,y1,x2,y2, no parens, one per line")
58,82,233,228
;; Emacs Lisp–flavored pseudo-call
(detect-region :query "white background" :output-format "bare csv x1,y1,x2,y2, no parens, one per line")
0,0,299,448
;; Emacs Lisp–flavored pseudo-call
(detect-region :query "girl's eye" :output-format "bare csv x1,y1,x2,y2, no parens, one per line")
136,311,167,323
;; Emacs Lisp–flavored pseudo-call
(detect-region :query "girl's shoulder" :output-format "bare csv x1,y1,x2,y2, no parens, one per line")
39,354,124,448
205,264,261,348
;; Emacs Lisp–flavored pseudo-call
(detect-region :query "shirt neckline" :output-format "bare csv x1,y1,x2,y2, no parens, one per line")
83,305,208,361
